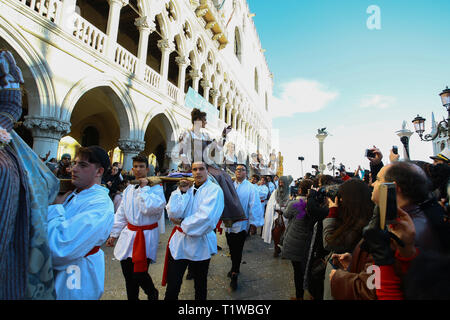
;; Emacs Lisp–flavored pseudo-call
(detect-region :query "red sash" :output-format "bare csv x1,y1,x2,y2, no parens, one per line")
161,226,183,286
127,222,158,273
85,246,100,257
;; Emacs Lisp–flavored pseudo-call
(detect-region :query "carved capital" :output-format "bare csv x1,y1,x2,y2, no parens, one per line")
134,16,156,32
210,89,220,98
157,39,175,52
189,69,202,79
24,116,71,139
175,55,190,67
218,96,227,105
118,139,145,154
200,79,210,88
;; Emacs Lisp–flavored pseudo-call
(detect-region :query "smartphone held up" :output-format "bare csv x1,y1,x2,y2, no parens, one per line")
378,182,398,229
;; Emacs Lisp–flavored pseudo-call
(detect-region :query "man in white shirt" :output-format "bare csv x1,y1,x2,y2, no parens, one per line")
106,155,166,300
163,162,224,300
48,146,114,300
225,164,264,291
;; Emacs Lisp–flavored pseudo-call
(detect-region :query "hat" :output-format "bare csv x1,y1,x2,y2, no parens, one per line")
430,149,450,164
61,153,71,160
86,145,111,173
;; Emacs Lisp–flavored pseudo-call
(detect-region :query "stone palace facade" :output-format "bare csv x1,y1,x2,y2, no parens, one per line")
0,0,274,170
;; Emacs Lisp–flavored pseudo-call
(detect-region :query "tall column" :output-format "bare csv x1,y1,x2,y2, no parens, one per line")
189,69,201,92
157,39,175,81
118,139,146,171
232,110,237,129
175,55,190,91
135,16,156,79
24,116,71,160
316,132,328,174
218,97,226,121
210,89,219,107
396,120,413,160
106,0,129,59
226,106,232,125
200,80,211,100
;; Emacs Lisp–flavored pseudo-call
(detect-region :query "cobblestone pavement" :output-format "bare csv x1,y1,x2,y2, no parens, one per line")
101,218,295,300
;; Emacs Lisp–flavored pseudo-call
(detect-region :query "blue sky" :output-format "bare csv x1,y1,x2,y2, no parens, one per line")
247,0,450,178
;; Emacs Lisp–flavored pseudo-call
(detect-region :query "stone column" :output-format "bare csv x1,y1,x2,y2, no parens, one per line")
226,106,232,126
210,89,219,107
316,132,328,174
200,80,211,100
218,97,226,121
157,39,175,81
106,0,129,59
175,55,190,91
135,16,156,79
189,69,201,92
232,110,237,129
24,116,71,160
118,139,146,171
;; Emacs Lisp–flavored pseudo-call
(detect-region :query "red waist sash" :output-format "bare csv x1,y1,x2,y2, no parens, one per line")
161,226,183,286
127,222,158,273
85,246,100,257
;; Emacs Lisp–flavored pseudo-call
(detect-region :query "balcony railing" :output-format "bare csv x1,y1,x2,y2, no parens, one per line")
72,14,106,54
144,65,161,89
17,0,62,22
114,44,138,74
167,81,179,101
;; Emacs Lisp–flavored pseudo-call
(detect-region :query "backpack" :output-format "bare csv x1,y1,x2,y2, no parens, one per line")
419,197,450,252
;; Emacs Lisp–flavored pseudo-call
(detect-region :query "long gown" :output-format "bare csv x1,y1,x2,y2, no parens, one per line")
172,129,246,227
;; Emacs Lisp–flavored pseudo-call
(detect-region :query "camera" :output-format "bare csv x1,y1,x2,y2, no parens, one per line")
315,184,340,203
365,149,376,158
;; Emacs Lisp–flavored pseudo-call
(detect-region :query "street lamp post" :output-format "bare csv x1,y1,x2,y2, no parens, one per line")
412,86,450,144
316,128,328,174
396,121,413,160
298,156,304,178
327,157,336,176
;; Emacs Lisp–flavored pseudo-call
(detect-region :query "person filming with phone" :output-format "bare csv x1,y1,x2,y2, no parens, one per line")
329,161,444,300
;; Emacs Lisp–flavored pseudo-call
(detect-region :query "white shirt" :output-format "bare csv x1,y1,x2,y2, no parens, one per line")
110,184,166,262
166,179,224,261
47,184,114,300
257,184,269,205
224,179,264,233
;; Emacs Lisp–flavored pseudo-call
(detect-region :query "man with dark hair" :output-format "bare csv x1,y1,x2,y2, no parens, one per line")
48,145,114,299
56,153,72,179
163,161,224,300
107,154,166,300
225,164,264,291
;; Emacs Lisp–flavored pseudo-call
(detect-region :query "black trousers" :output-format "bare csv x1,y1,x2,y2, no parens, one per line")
291,260,306,299
120,258,156,300
164,254,210,300
225,230,247,274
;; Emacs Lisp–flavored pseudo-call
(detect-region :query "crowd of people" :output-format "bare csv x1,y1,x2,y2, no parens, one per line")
1,49,450,301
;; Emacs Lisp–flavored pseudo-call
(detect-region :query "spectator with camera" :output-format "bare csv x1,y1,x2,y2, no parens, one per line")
281,178,314,300
322,179,374,300
329,161,444,300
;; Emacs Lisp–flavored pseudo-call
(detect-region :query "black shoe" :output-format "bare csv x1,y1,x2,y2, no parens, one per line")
230,274,238,291
147,289,158,300
217,245,223,251
186,272,194,280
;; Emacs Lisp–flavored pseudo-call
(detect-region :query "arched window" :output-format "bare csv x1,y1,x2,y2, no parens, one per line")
254,68,259,93
234,27,242,62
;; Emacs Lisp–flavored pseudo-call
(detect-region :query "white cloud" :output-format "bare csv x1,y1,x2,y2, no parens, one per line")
271,79,339,118
360,94,396,109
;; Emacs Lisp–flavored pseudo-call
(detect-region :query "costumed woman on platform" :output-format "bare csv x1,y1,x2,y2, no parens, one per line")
171,108,246,227
0,50,59,299
262,175,293,257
